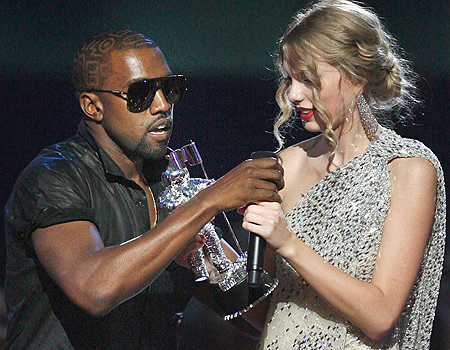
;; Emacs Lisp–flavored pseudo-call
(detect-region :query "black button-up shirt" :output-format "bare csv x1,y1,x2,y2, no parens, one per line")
4,121,195,349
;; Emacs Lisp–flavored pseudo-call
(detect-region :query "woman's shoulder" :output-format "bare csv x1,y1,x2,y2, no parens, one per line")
388,156,438,187
279,134,323,164
376,127,442,172
278,135,325,193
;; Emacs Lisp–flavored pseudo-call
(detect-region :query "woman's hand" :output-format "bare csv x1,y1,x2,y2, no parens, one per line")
242,201,297,257
174,234,205,269
174,233,221,280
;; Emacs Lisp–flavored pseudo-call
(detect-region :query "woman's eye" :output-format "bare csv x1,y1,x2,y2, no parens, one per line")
301,76,312,84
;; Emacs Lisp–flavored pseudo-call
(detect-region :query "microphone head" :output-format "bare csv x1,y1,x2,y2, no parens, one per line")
251,151,278,160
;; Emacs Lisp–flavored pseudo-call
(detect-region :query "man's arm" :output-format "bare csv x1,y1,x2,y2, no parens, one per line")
32,157,284,316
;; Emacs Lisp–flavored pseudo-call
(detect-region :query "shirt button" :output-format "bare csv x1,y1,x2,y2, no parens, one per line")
137,200,145,208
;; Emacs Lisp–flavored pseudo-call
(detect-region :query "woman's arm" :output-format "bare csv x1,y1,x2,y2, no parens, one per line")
242,157,437,341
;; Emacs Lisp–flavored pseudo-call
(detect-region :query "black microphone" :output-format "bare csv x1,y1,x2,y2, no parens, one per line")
247,151,278,288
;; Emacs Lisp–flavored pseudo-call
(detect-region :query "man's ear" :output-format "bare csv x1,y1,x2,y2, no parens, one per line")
79,92,104,123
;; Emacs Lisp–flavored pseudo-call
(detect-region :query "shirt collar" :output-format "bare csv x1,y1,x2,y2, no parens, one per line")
77,121,126,180
77,120,168,186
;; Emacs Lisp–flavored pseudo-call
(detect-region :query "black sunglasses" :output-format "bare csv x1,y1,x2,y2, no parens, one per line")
87,75,187,113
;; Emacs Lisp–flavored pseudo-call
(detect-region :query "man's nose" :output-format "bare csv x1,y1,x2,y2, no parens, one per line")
150,88,171,115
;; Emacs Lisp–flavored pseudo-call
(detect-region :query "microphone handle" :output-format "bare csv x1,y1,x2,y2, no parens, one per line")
247,151,278,288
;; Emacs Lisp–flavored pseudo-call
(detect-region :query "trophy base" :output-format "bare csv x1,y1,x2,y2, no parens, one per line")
210,252,247,292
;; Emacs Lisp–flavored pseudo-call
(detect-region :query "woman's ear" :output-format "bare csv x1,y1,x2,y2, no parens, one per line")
355,82,366,97
79,92,103,123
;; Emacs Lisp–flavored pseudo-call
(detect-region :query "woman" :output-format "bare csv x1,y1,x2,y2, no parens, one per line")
242,1,446,349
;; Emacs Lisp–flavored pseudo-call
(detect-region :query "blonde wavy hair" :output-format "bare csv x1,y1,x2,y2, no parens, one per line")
274,0,420,150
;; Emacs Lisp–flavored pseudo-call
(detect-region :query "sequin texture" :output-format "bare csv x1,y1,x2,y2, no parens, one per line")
258,127,446,349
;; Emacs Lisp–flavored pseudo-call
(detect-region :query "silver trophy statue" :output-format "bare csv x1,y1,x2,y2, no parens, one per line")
158,141,278,320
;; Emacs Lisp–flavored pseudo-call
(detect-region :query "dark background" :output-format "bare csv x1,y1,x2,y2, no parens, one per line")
1,1,449,348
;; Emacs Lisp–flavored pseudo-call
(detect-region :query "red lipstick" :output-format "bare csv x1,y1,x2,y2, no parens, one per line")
296,107,314,120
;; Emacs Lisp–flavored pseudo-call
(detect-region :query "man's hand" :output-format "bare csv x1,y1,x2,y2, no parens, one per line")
200,157,284,215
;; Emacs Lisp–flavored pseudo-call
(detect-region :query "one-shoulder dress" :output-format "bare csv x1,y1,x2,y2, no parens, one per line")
258,127,446,350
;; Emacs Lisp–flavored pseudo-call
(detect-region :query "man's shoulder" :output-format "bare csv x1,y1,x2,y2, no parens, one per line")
17,135,99,190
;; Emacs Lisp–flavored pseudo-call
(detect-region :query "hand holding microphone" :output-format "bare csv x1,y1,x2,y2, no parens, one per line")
211,150,281,321
247,151,279,288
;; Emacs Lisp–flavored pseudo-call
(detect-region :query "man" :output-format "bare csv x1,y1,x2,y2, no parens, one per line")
4,29,283,349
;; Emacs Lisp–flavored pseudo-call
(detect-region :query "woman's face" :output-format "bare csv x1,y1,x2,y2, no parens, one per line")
283,58,359,134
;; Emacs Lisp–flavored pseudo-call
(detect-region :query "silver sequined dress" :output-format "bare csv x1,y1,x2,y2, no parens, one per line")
258,127,446,349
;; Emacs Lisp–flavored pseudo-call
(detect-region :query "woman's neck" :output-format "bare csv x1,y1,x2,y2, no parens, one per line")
327,117,375,169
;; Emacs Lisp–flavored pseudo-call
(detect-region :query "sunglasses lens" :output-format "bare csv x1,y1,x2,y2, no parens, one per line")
126,76,187,113
127,80,155,113
162,76,187,104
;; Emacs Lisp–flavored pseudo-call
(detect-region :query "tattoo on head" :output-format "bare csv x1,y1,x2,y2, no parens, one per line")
72,29,157,95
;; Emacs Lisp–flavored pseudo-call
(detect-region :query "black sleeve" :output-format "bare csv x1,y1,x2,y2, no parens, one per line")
6,160,96,243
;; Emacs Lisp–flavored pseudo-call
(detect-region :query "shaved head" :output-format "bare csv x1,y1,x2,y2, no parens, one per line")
72,29,157,95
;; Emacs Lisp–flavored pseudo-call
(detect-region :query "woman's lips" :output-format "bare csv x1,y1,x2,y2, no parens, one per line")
296,107,314,120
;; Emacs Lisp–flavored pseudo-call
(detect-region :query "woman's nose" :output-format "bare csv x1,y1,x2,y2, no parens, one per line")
288,79,306,103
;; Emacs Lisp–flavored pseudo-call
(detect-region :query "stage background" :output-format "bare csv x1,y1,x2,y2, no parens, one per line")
1,1,449,348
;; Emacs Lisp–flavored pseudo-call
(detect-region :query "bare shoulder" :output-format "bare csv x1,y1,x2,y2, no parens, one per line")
388,157,437,188
278,135,323,209
279,144,304,164
387,157,438,214
279,135,322,170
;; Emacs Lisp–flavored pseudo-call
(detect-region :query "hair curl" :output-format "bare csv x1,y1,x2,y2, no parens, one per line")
71,29,157,96
274,0,420,150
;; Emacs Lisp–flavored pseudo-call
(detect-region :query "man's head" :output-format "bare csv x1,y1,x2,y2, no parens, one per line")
72,29,157,96
73,30,186,162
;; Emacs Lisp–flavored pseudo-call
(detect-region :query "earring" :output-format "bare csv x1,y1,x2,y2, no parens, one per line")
356,94,378,141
